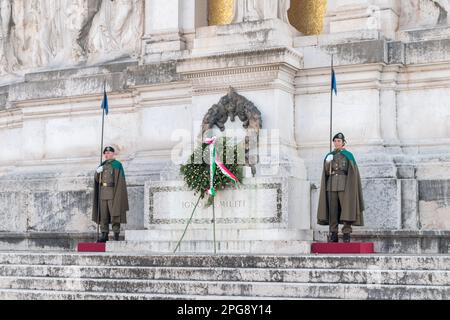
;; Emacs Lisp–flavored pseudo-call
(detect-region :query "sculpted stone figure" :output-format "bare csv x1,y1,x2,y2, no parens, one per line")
3,0,102,70
431,0,450,24
233,0,291,23
88,0,143,60
233,0,260,22
77,0,103,58
400,0,450,29
0,1,11,40
9,0,49,69
55,0,102,64
1,0,143,74
0,0,13,73
278,0,291,23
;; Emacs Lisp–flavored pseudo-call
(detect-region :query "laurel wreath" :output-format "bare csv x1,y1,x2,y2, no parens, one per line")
180,137,243,203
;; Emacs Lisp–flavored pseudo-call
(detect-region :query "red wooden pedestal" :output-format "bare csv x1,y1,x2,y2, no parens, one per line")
311,242,375,254
77,243,106,253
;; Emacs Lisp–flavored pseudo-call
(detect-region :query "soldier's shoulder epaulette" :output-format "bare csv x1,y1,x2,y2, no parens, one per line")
341,150,357,165
341,149,353,156
111,160,122,168
111,160,125,176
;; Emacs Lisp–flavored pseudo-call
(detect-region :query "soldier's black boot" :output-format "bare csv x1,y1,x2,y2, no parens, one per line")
343,233,351,243
98,232,109,243
114,233,120,241
328,232,338,243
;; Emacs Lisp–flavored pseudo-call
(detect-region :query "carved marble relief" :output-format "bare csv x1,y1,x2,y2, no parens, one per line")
0,0,143,75
400,0,450,30
88,0,143,62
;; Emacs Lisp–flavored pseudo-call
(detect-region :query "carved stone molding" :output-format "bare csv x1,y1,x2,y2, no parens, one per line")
178,47,303,94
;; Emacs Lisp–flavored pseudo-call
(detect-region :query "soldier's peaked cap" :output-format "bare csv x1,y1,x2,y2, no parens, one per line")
103,146,115,153
333,133,346,142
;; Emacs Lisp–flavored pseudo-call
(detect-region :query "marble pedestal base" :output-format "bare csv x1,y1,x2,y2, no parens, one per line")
108,177,312,254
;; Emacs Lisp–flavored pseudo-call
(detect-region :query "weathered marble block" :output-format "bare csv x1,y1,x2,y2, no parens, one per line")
0,192,28,233
0,171,147,234
27,190,93,232
418,179,450,230
111,177,313,253
312,177,402,231
144,177,311,233
361,178,402,230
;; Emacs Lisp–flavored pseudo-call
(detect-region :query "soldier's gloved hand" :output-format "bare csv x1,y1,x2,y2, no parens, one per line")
325,154,334,162
96,166,104,174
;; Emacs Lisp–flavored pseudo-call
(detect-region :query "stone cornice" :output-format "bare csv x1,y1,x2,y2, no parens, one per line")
396,62,450,91
295,61,450,94
178,47,303,73
0,108,22,129
296,63,385,95
1,61,180,104
177,47,302,94
132,82,193,107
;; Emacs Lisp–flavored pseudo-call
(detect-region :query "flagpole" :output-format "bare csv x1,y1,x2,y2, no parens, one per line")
330,54,334,154
174,194,202,253
96,79,107,242
212,197,217,255
328,55,334,242
209,139,218,255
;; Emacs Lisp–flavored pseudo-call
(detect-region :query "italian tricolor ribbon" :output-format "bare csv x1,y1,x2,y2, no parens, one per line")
205,137,240,197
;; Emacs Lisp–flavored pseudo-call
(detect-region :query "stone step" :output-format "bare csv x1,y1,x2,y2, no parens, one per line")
1,253,450,271
0,289,292,300
0,232,97,252
314,230,450,254
126,229,313,242
0,265,448,286
0,276,448,300
106,240,311,254
0,252,449,300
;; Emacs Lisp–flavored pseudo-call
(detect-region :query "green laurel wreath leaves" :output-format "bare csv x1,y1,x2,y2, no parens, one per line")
180,137,243,203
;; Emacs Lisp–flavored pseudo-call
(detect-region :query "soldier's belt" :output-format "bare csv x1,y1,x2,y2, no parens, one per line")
331,171,347,176
101,183,115,187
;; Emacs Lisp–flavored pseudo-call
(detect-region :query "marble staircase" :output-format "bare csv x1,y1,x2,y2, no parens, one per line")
0,252,449,300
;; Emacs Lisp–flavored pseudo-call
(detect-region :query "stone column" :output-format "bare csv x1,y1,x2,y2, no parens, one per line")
193,0,296,56
380,65,401,153
142,0,208,62
142,0,184,62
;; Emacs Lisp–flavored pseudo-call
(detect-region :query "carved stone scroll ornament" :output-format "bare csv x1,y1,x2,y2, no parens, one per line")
201,88,263,177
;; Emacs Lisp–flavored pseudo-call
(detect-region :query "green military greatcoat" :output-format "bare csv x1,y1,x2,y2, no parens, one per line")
92,160,129,224
317,149,365,226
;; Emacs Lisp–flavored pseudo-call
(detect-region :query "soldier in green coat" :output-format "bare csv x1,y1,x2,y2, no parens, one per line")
92,146,129,243
317,133,365,243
